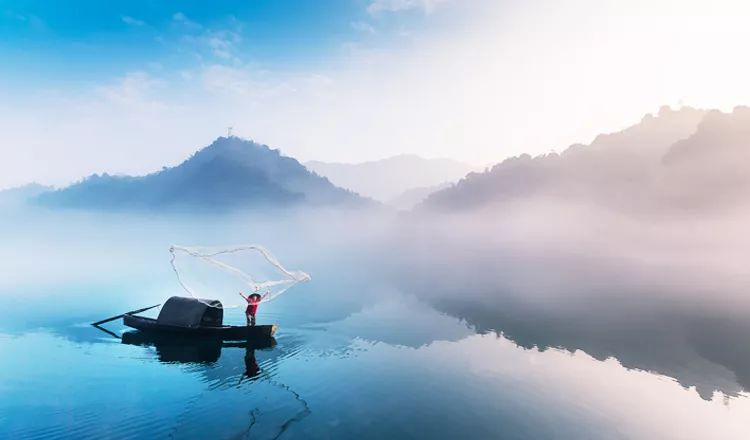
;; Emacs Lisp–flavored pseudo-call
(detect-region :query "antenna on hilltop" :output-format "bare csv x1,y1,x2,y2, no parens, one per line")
227,126,234,138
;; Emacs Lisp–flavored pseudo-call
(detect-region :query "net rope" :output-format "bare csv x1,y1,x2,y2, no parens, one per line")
169,245,310,309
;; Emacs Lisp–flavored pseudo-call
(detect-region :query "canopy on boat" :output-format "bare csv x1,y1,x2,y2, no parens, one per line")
157,296,224,328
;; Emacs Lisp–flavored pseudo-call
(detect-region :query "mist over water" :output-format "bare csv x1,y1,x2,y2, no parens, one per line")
395,197,750,398
2,197,750,438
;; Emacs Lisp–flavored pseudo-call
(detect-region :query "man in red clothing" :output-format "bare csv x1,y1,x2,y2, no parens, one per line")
239,289,265,326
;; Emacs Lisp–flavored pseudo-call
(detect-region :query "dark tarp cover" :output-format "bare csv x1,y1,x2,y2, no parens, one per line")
157,296,223,328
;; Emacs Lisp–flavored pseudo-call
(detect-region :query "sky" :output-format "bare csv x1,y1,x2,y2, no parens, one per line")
2,0,750,188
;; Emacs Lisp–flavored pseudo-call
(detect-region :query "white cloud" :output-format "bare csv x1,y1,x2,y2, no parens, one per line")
204,30,241,60
199,65,285,98
121,15,145,27
175,15,243,62
367,0,447,15
351,21,376,34
172,12,202,29
94,72,164,107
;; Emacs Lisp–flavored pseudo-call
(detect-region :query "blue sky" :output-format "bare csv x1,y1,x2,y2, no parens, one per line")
0,0,458,88
2,0,750,188
1,0,400,85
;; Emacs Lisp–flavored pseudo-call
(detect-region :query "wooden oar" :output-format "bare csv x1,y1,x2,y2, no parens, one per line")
91,304,161,326
92,324,121,339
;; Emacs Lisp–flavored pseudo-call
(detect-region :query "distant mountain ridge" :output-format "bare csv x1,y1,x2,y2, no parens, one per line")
387,182,452,210
305,154,479,202
0,183,53,206
420,105,747,213
38,137,367,211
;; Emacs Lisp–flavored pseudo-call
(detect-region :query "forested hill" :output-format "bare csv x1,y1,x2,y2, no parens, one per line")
38,136,368,211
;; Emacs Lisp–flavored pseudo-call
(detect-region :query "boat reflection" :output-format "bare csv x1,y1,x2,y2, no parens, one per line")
120,331,276,364
118,330,310,437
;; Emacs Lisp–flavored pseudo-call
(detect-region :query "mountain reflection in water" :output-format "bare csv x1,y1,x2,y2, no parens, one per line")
3,209,750,439
422,295,750,400
2,294,750,439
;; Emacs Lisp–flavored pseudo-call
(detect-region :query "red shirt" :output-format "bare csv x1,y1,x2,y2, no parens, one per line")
246,297,260,315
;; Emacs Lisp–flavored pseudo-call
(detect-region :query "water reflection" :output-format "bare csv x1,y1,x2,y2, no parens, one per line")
4,209,750,438
83,328,309,439
429,296,750,399
3,302,750,439
119,331,276,365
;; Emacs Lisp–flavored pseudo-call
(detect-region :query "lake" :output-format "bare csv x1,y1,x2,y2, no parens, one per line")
2,208,750,439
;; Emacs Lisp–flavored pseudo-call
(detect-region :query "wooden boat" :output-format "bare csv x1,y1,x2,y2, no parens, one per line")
123,296,277,341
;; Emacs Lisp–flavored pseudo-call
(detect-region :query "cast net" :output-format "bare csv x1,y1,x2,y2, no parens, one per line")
169,245,311,309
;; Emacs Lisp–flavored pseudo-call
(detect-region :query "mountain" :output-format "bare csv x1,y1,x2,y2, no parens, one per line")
421,105,724,213
660,106,750,209
305,155,479,202
387,182,452,210
38,137,367,211
0,183,53,206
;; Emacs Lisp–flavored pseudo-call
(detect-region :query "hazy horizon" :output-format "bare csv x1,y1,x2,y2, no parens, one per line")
4,0,750,188
0,103,727,192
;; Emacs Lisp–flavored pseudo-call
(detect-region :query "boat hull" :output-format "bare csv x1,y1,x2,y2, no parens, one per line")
123,314,276,340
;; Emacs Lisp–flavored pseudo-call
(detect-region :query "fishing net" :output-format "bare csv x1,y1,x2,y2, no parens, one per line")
169,245,311,309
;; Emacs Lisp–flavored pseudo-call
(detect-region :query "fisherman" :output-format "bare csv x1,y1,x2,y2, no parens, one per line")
239,288,266,326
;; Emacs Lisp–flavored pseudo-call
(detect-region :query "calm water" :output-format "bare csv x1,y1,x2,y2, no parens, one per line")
2,209,750,439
